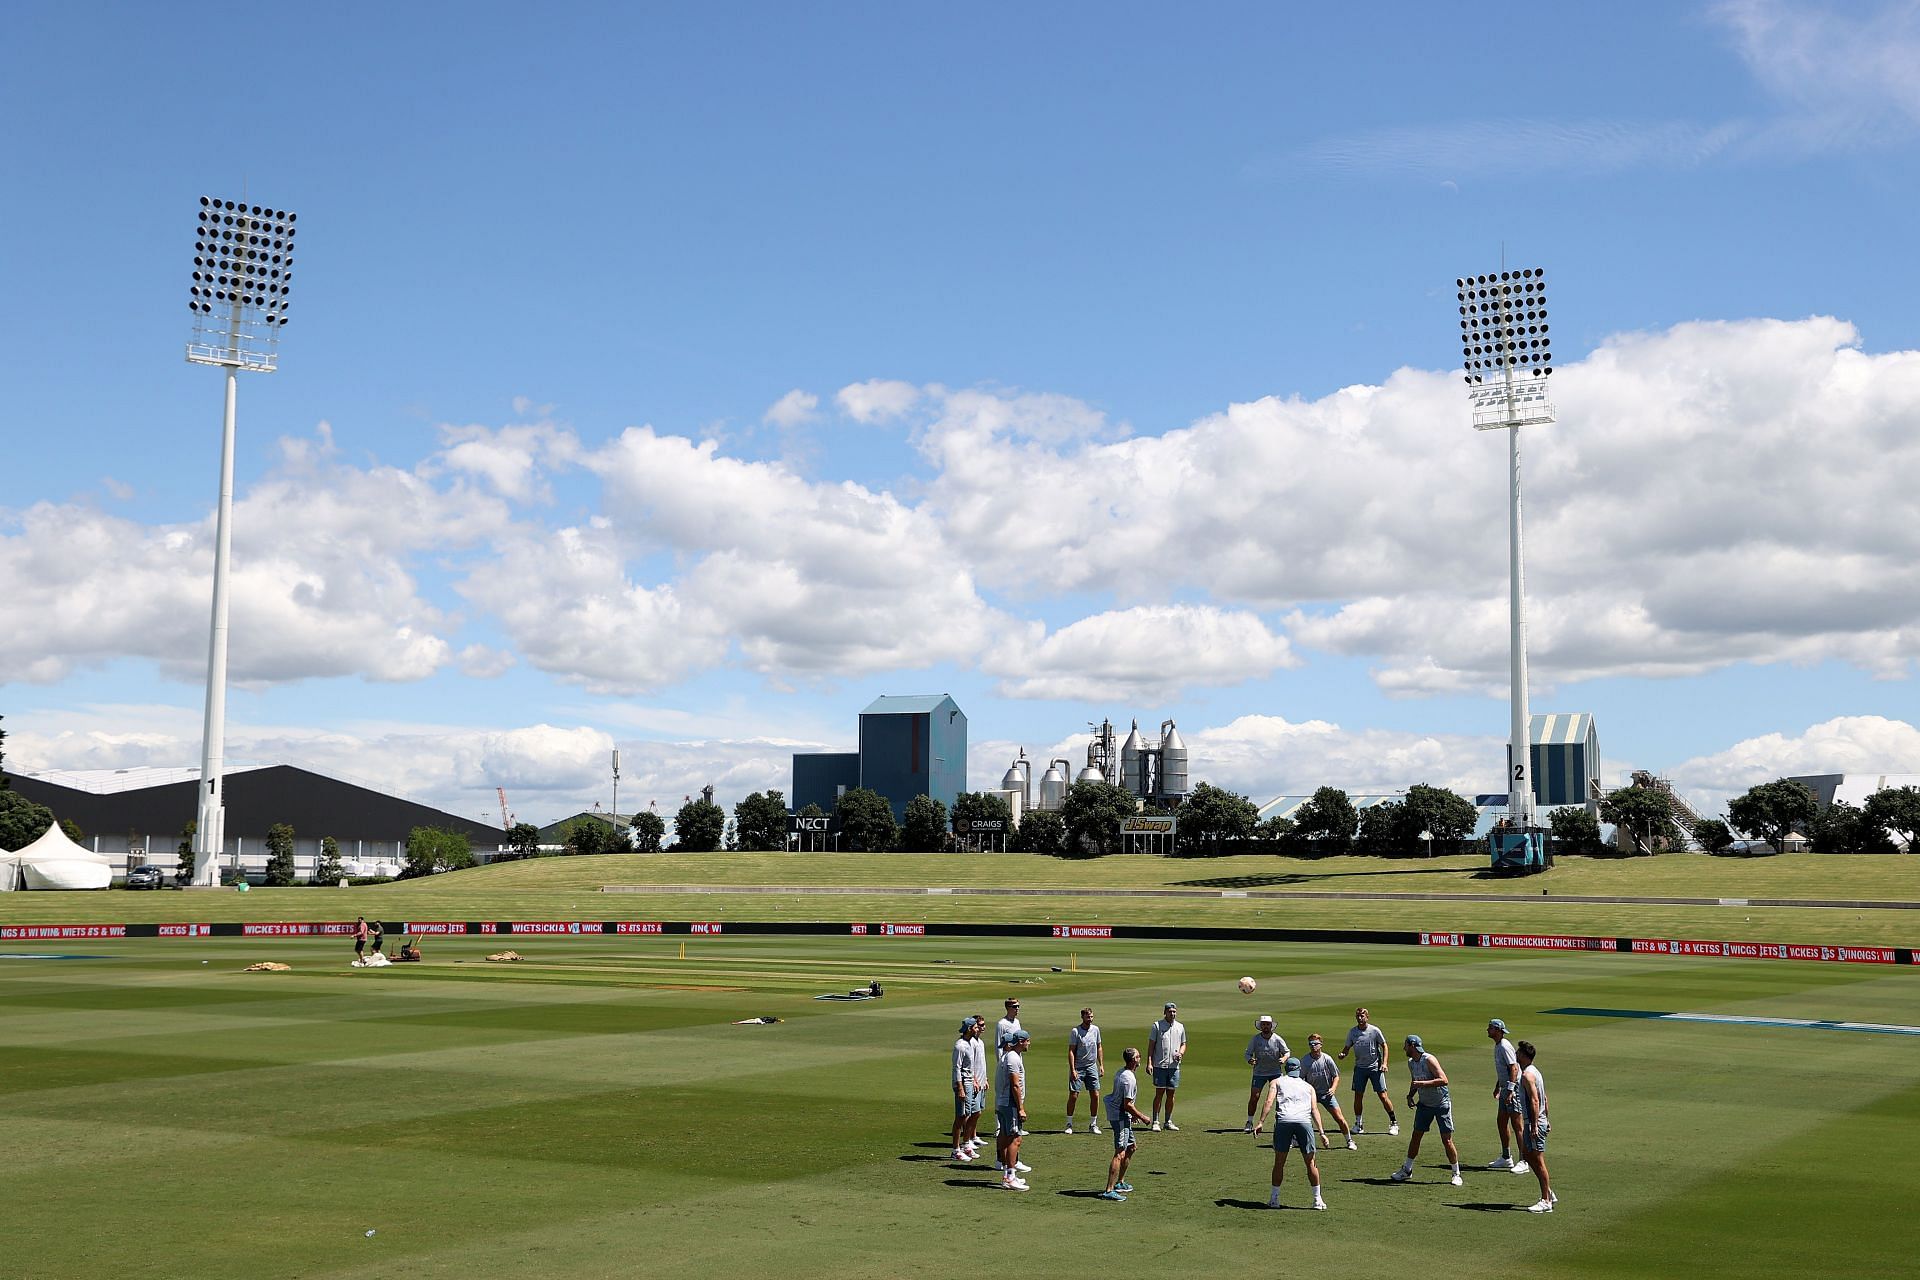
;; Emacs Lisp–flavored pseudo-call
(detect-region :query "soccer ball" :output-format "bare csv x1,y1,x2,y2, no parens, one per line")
1237,976,1257,994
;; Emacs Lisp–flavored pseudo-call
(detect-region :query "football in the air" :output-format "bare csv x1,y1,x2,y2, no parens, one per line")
1237,976,1257,994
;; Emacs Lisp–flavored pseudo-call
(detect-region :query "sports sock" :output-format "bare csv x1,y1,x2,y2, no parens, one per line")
1501,1147,1511,1160
1450,1163,1460,1175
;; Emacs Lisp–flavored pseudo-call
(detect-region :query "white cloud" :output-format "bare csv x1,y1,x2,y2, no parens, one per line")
763,388,820,428
986,605,1297,701
1715,0,1920,134
456,644,515,678
1667,715,1920,817
835,378,920,424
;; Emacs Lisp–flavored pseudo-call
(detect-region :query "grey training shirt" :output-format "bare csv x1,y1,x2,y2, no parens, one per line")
1245,1031,1289,1075
1068,1023,1102,1073
1301,1051,1339,1094
1344,1024,1388,1071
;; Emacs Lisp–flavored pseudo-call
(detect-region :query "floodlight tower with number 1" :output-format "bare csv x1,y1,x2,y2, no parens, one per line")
1455,266,1554,862
183,196,298,886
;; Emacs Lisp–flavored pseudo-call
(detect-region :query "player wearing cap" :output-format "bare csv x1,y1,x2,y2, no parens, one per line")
1242,1016,1289,1133
1517,1040,1557,1212
1252,1057,1326,1210
1300,1033,1356,1150
1147,1002,1187,1131
1338,1007,1399,1136
1486,1017,1526,1172
1065,1007,1103,1135
995,1029,1033,1190
1390,1034,1462,1186
952,1018,983,1162
995,997,1025,1138
1098,1047,1153,1201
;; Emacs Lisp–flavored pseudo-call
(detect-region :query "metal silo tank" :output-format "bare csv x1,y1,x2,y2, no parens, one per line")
1159,720,1189,798
1120,720,1144,795
1076,762,1106,785
1039,759,1068,810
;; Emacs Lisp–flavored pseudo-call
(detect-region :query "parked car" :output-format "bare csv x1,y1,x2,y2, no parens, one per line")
125,864,170,890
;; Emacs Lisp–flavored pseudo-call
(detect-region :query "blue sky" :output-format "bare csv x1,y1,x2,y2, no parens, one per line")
5,2,1920,827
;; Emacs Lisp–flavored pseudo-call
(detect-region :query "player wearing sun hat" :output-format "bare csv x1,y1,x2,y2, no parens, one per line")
1391,1034,1462,1187
1486,1017,1526,1171
1252,1056,1326,1210
1242,1015,1289,1133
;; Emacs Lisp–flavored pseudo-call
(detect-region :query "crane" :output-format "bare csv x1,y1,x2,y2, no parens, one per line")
496,787,513,831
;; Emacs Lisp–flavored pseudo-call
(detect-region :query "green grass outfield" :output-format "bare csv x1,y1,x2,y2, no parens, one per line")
3,929,1916,1279
5,853,1916,945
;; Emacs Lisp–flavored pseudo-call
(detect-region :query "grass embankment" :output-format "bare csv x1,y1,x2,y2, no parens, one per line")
2,853,1914,944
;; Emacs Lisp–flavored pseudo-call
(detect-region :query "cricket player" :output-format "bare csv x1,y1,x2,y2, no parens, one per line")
1147,1002,1186,1130
1486,1017,1526,1172
1518,1040,1557,1212
952,1017,982,1162
995,1029,1032,1190
966,1010,989,1160
1243,1015,1289,1132
1390,1034,1462,1186
1065,1007,1103,1134
1301,1033,1356,1150
1252,1057,1326,1210
1339,1007,1399,1136
995,997,1025,1138
1098,1047,1153,1201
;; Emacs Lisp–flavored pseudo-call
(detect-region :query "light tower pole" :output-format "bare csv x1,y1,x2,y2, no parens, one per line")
184,196,297,885
1455,267,1555,868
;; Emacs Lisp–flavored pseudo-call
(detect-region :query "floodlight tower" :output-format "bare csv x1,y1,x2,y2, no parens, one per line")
184,196,297,885
1455,267,1554,863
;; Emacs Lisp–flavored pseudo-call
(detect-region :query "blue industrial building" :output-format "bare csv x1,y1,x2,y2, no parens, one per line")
1504,712,1601,811
790,694,968,822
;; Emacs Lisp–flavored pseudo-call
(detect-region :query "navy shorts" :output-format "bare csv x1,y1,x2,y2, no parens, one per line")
1272,1119,1316,1154
1152,1064,1181,1089
1498,1083,1524,1116
996,1103,1022,1134
1070,1068,1101,1094
1251,1071,1281,1092
1110,1120,1135,1151
1414,1102,1455,1135
1354,1067,1387,1094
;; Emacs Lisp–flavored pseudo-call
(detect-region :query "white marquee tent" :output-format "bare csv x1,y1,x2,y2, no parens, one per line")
0,822,114,891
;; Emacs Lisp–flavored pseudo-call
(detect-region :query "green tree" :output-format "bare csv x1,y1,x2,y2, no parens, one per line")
1403,784,1478,853
1009,808,1066,856
672,797,727,852
263,822,296,886
1690,817,1734,855
833,788,897,852
315,835,344,884
1060,780,1139,857
1727,778,1817,856
1175,782,1258,854
951,791,1013,830
176,819,196,882
1254,814,1292,845
1804,800,1888,855
1354,801,1403,855
1546,806,1603,858
492,822,542,862
629,810,666,853
401,826,474,878
1291,786,1358,855
0,791,55,852
1862,785,1920,853
900,794,950,852
566,817,622,857
733,790,790,852
1601,783,1681,856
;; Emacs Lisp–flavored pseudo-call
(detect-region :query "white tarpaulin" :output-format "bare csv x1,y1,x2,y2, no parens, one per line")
6,823,113,890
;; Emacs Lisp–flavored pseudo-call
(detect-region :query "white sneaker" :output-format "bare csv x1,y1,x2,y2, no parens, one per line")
1267,1194,1281,1209
1353,1121,1365,1135
1150,1121,1162,1131
1242,1121,1255,1134
1014,1160,1031,1173
1388,1122,1400,1136
1312,1199,1326,1210
1527,1198,1552,1213
1165,1121,1180,1131
1064,1121,1074,1134
1450,1173,1464,1187
1549,1191,1559,1204
1512,1162,1531,1175
1488,1156,1514,1170
1389,1167,1411,1182
1346,1139,1358,1151
1006,1178,1030,1192
955,1149,972,1162
1090,1122,1101,1134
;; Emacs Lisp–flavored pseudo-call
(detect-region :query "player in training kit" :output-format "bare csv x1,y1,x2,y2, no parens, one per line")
1301,1033,1356,1150
1338,1007,1399,1136
1099,1047,1153,1201
953,1018,983,1161
1391,1034,1462,1186
966,1010,989,1160
1065,1007,1103,1134
1517,1040,1556,1212
995,997,1025,1138
1147,1002,1187,1130
1252,1057,1326,1210
1243,1015,1289,1132
995,1030,1032,1190
1486,1018,1526,1172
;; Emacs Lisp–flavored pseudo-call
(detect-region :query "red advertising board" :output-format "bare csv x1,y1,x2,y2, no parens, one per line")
1420,932,1466,947
1051,925,1113,939
614,922,664,934
1479,933,1612,952
0,924,127,940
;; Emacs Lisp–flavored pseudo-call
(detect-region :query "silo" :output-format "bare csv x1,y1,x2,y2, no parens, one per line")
1120,720,1144,796
1076,761,1106,785
1000,751,1031,810
1159,720,1189,800
1038,759,1069,810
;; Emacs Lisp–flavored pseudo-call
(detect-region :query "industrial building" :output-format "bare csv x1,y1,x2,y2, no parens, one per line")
1001,717,1191,815
789,694,968,822
1501,713,1602,813
9,765,502,880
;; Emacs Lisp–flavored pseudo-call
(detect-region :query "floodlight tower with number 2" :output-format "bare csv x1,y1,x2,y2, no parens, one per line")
184,196,297,886
1455,267,1554,844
